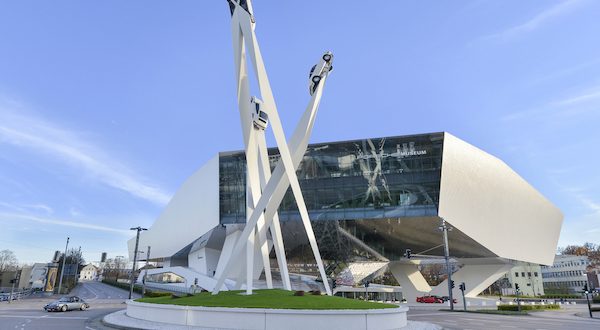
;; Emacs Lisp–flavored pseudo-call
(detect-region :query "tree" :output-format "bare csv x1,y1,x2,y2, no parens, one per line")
420,263,446,286
56,248,86,293
558,242,600,271
0,249,18,272
102,257,128,282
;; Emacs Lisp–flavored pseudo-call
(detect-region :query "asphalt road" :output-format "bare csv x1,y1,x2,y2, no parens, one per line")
0,281,138,330
407,308,600,330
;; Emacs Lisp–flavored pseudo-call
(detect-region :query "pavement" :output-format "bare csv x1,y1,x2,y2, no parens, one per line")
407,305,600,330
0,280,139,330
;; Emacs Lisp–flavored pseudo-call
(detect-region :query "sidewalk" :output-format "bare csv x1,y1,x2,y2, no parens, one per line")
102,310,442,330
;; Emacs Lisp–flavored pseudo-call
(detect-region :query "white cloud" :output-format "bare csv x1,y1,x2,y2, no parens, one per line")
0,202,54,214
550,86,600,107
481,0,586,42
0,99,171,205
501,84,600,122
0,212,132,235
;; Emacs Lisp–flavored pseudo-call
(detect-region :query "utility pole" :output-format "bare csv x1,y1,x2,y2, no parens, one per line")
439,219,454,311
8,268,19,303
584,284,592,318
129,227,147,299
57,237,70,295
142,246,151,297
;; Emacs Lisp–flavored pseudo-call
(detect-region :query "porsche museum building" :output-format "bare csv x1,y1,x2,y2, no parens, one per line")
129,132,562,301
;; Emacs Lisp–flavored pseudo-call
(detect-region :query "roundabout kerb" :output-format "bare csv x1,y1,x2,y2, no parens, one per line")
126,299,408,330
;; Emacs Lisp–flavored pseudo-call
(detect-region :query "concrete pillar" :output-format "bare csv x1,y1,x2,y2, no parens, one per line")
389,262,432,302
429,263,512,302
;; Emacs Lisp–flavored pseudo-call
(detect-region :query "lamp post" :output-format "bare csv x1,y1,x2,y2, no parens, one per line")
439,219,454,311
142,246,151,297
57,237,69,295
129,227,147,299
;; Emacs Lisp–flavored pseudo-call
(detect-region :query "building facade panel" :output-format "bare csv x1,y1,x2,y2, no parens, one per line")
128,155,220,260
438,133,563,265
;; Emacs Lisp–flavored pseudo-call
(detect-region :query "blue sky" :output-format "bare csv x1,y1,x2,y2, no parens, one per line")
1,0,599,264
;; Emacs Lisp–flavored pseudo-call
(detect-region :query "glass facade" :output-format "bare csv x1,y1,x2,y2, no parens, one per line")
218,133,446,264
220,132,444,224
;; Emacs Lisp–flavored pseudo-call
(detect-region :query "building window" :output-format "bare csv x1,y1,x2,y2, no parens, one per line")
515,272,519,277
534,272,538,277
527,272,531,277
521,272,525,277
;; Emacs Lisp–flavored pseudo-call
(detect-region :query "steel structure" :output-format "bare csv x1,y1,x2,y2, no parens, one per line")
213,0,334,295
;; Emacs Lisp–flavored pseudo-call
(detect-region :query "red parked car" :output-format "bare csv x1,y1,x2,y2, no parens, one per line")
416,295,443,303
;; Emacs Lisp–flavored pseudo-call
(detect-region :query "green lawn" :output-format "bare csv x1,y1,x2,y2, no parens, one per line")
136,289,398,310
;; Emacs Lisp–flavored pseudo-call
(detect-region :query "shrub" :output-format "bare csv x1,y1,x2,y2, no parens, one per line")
101,279,144,294
310,290,321,296
540,294,581,299
294,290,305,296
498,304,560,311
144,291,171,298
593,296,600,304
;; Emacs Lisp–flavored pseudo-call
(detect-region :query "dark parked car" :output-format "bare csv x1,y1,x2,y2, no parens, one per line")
44,296,89,312
440,296,458,304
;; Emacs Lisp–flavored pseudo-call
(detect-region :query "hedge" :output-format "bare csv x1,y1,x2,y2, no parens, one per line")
498,304,560,311
593,296,600,304
101,279,143,294
501,294,580,299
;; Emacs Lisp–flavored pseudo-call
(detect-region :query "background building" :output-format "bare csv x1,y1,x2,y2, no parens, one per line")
541,255,591,294
495,264,544,296
79,264,99,281
129,132,563,302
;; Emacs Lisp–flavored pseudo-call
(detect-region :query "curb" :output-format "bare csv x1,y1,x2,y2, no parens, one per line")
102,311,148,330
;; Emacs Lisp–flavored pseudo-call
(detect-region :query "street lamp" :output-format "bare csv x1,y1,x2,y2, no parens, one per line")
439,219,454,311
142,246,151,297
129,227,147,299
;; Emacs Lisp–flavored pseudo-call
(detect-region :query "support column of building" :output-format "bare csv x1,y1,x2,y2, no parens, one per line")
214,229,243,280
429,263,513,302
388,262,432,302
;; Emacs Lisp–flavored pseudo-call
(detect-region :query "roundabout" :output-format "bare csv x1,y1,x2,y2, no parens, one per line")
124,290,408,330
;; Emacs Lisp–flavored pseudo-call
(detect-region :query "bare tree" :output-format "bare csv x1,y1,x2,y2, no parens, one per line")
102,257,128,282
559,242,600,270
0,249,18,272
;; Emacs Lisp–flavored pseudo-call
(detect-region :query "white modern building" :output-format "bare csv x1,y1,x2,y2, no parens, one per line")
129,132,563,302
541,255,591,294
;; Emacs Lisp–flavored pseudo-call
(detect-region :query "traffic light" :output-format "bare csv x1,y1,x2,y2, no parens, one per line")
450,280,455,289
515,283,520,291
364,280,370,288
583,283,588,293
459,282,465,291
405,249,412,259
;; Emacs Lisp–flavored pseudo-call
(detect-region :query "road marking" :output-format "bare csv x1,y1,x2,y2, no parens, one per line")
409,312,461,317
85,327,96,330
0,315,88,320
499,326,517,328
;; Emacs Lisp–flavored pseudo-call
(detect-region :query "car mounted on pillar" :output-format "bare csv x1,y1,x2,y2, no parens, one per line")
250,96,268,130
308,52,333,95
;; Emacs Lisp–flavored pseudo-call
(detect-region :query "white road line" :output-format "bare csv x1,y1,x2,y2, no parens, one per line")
0,315,88,320
409,312,460,317
85,326,96,330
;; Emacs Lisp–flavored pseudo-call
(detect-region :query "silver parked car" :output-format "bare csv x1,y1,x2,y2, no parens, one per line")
44,296,89,312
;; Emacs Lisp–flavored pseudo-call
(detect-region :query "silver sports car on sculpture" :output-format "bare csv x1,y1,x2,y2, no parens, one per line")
44,296,89,312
